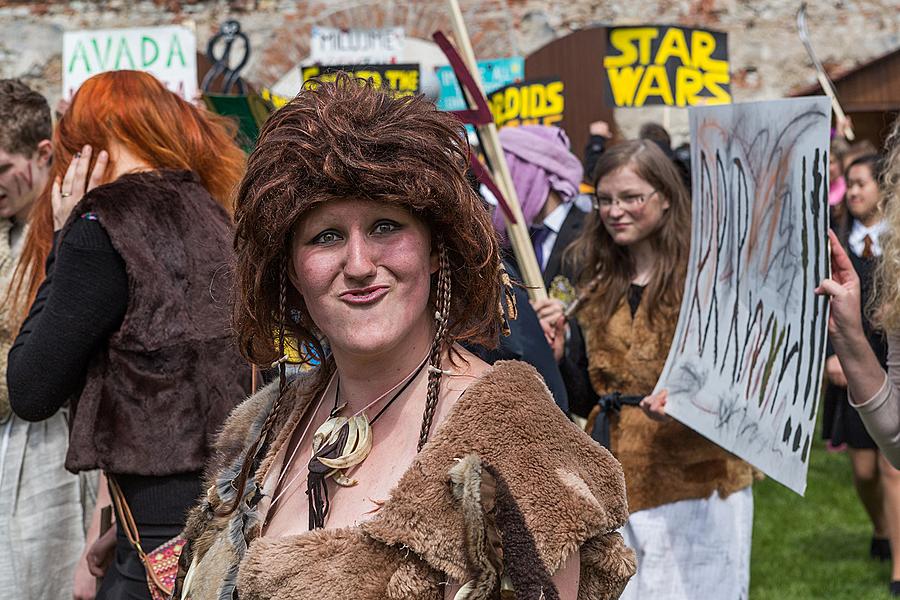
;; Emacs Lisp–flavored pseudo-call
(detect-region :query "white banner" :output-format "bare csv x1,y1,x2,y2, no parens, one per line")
62,25,197,101
309,26,404,65
656,97,832,495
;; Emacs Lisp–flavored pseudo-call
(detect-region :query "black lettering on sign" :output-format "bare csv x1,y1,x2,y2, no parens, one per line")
603,26,731,107
488,78,564,129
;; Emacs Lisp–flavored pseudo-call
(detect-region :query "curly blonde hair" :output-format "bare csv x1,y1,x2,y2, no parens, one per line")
876,117,900,330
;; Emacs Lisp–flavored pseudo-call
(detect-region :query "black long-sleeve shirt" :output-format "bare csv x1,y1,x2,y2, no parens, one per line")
8,216,128,421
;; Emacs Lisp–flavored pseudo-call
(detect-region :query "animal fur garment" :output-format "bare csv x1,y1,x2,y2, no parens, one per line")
56,169,249,475
578,293,754,513
177,361,636,599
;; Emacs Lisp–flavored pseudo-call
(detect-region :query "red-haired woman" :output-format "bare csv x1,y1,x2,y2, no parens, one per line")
7,71,248,599
171,75,635,600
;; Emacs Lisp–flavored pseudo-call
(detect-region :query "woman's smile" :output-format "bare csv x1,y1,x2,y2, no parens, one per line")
339,284,390,306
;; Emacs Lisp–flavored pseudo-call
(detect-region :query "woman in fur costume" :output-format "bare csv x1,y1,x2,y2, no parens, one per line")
173,74,636,600
565,140,754,599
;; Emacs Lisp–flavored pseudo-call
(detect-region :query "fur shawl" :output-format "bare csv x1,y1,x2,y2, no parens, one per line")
578,292,754,513
177,360,635,599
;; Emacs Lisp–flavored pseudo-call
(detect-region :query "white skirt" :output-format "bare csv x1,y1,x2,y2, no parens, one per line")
619,486,753,600
0,413,97,599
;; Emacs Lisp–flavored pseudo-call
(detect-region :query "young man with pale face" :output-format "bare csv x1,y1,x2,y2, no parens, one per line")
0,84,52,227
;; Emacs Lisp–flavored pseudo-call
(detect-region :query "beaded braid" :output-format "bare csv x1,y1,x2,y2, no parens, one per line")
216,256,292,516
418,243,452,451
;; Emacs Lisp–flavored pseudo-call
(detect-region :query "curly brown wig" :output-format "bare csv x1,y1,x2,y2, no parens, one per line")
233,73,504,367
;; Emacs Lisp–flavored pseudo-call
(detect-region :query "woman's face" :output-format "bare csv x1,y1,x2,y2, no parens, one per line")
595,165,670,247
845,164,879,222
290,199,437,359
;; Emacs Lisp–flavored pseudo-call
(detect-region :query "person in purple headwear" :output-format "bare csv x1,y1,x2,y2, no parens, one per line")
494,125,587,347
495,125,586,290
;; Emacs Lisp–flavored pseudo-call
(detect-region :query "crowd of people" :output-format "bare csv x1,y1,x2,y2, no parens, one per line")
1,61,900,600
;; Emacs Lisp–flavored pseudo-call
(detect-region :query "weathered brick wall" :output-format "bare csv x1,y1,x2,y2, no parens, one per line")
1,0,898,140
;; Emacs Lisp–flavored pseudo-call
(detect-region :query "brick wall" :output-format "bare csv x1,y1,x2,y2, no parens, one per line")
1,0,898,140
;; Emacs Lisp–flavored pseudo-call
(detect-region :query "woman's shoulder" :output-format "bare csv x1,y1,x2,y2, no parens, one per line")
458,360,627,499
364,358,631,574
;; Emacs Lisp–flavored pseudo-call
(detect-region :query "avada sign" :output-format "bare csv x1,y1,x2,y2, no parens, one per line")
656,97,831,494
63,26,197,101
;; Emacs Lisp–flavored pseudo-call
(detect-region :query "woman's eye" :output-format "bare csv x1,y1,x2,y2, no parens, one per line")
373,221,400,235
312,230,341,244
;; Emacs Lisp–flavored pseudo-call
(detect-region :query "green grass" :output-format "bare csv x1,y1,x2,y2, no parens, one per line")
750,428,893,599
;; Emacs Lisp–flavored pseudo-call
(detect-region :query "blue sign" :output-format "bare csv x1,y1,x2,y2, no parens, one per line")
436,57,524,111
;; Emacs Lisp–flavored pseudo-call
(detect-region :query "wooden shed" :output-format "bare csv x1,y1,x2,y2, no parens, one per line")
525,26,615,162
792,47,900,148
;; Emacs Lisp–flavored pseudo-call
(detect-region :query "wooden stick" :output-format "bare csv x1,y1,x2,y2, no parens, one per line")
446,0,548,301
796,3,855,141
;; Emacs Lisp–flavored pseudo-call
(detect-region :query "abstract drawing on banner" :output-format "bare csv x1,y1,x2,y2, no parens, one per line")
63,26,197,101
655,97,831,495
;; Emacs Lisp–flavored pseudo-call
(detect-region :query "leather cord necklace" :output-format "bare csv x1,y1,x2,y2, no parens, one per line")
307,358,427,529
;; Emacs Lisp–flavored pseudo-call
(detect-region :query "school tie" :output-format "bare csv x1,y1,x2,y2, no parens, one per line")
863,234,874,259
529,224,551,269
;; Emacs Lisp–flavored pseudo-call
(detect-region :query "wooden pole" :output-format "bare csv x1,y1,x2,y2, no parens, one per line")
446,0,548,301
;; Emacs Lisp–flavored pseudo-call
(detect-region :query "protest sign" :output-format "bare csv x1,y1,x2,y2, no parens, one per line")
310,26,404,65
260,88,291,110
63,26,197,100
436,57,524,111
301,64,420,97
603,25,730,107
656,97,831,494
488,78,564,128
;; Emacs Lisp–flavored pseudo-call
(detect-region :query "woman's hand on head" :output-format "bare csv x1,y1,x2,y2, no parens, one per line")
640,389,670,422
53,145,109,231
815,229,865,353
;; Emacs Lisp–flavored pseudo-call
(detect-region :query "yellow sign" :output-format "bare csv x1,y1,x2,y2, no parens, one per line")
604,26,731,107
301,64,420,97
260,88,290,109
488,79,564,129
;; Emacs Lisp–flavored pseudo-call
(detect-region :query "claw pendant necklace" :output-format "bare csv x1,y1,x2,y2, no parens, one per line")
307,356,428,529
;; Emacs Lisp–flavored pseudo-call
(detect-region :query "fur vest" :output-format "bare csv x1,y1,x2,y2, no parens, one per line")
176,360,636,599
58,170,248,475
578,292,753,514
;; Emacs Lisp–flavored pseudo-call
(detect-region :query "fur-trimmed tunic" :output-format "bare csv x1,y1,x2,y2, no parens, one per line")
579,294,754,514
176,361,636,599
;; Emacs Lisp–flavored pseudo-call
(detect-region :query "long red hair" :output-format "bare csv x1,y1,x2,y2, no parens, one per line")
10,70,245,323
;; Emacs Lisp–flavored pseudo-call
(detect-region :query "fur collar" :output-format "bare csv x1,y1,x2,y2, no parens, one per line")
360,360,629,580
182,361,634,599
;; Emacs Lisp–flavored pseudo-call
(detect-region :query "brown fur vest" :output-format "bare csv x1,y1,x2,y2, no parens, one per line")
176,361,636,599
58,170,248,475
578,293,753,514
